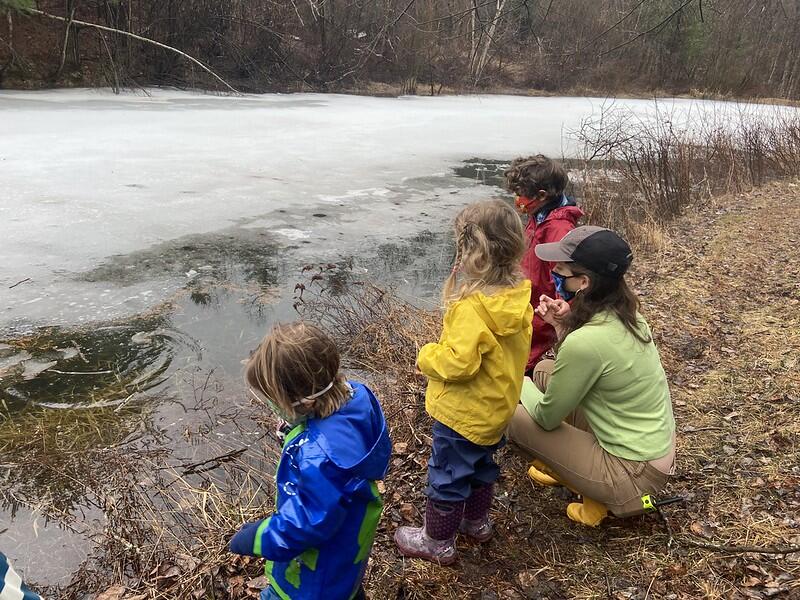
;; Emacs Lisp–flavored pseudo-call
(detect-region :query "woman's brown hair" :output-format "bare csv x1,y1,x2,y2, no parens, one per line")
245,322,351,421
560,263,652,345
442,199,525,304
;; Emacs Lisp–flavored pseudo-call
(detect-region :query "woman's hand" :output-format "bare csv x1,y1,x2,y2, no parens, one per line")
535,294,571,334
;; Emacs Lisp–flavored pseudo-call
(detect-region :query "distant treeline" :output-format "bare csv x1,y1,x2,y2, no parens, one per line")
2,0,799,98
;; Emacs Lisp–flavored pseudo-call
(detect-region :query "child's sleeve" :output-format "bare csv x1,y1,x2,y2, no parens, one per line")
230,452,347,563
417,302,492,382
230,518,271,556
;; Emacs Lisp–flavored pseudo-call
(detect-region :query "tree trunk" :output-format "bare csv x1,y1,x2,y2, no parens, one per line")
473,0,506,83
469,0,477,69
2,11,13,71
55,0,76,78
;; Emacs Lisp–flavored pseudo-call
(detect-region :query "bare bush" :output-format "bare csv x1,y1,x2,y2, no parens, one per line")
572,104,800,246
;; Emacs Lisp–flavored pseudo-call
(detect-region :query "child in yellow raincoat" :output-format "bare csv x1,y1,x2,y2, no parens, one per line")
395,199,533,564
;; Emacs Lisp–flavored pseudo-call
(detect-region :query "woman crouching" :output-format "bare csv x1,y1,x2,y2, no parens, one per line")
509,226,676,526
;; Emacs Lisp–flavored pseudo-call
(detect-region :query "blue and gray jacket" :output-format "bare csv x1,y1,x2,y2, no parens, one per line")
230,382,391,600
0,552,41,600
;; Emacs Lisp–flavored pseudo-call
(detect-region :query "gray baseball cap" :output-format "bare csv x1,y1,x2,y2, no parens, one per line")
535,226,633,278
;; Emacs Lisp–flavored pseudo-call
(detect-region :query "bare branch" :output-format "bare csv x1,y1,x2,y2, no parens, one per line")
29,8,240,94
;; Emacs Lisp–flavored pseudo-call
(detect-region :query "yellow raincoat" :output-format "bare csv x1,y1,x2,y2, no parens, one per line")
418,280,533,445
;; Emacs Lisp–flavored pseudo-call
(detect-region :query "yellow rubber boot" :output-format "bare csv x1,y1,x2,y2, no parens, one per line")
566,497,608,527
527,461,559,487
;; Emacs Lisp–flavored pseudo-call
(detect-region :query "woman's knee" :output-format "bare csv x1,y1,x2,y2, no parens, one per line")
507,405,531,440
507,405,547,459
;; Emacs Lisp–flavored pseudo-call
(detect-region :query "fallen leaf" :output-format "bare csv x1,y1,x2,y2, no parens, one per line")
394,442,409,454
157,565,181,580
399,503,415,521
95,586,127,600
516,569,540,588
723,445,737,456
247,576,269,590
690,521,715,539
668,563,686,576
746,564,769,576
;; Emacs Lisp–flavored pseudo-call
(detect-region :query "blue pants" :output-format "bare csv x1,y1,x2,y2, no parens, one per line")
260,584,366,599
424,421,505,502
261,588,281,600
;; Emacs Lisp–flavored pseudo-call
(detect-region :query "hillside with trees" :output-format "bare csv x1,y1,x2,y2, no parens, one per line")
2,0,800,98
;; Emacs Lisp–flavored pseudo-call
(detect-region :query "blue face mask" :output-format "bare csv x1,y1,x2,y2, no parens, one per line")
551,271,576,301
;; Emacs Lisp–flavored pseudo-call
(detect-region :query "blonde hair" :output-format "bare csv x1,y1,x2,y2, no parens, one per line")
245,322,351,421
442,199,526,304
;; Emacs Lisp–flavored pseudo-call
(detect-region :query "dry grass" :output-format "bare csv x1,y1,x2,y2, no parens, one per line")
59,445,279,600
572,104,800,253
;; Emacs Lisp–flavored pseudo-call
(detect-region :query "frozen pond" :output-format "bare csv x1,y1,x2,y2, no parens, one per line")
1,89,785,328
0,89,787,586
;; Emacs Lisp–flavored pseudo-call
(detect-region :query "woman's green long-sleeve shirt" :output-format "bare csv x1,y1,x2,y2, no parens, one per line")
521,311,675,462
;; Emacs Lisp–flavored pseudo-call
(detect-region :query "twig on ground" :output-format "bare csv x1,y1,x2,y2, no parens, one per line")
180,448,248,475
679,537,800,555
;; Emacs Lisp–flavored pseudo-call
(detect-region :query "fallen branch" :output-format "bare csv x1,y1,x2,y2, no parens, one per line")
49,369,114,375
8,277,30,289
180,448,247,475
680,536,800,555
28,9,240,94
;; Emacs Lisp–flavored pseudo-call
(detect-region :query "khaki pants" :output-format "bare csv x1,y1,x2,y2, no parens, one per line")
508,360,670,517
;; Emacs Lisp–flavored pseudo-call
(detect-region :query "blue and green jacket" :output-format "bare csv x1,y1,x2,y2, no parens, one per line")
230,382,391,600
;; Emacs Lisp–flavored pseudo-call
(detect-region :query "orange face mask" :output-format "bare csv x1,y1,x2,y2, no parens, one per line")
515,195,537,212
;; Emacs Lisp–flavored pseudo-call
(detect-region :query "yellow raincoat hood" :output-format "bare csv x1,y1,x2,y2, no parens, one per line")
418,280,533,445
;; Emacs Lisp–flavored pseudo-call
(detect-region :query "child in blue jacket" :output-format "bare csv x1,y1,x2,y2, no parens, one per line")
231,322,392,600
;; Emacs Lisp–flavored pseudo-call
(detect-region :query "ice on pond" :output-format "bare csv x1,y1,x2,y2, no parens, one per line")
0,350,32,376
2,89,789,330
21,359,58,380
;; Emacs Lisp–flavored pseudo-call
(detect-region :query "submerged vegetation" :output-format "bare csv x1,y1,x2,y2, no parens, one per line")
0,315,177,519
